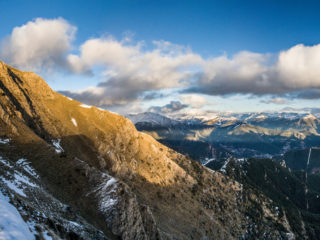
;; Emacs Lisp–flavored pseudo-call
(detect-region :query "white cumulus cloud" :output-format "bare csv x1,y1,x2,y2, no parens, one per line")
193,44,320,96
0,17,76,71
276,43,320,90
179,94,209,108
63,37,203,105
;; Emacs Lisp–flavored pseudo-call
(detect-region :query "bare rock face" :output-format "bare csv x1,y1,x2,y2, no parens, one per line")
0,60,296,239
76,158,162,240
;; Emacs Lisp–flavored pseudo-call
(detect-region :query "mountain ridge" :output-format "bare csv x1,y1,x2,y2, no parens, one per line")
129,111,320,161
0,60,306,239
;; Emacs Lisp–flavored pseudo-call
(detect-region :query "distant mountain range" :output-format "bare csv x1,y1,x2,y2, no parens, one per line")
128,111,320,239
127,111,320,162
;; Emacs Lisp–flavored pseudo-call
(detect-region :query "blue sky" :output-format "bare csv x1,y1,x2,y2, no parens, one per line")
3,0,320,55
1,0,320,115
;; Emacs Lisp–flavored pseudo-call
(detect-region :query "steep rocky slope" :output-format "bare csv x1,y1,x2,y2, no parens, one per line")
0,61,298,239
224,157,320,239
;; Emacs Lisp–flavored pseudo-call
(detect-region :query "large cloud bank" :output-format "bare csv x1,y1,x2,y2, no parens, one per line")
195,44,320,96
1,18,320,111
1,18,76,71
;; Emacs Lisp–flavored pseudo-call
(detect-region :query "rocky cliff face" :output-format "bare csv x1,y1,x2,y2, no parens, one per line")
0,61,296,239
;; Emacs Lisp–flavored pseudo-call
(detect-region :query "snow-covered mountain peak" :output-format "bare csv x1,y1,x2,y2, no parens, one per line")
302,113,317,120
127,112,179,126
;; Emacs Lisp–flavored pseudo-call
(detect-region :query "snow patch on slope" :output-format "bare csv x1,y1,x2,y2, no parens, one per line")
95,174,118,212
0,157,39,197
51,139,64,154
0,177,27,197
71,118,78,127
220,158,231,173
13,172,37,189
0,157,105,239
16,159,39,179
80,104,92,109
0,138,10,144
0,191,35,240
0,157,13,169
202,158,215,166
